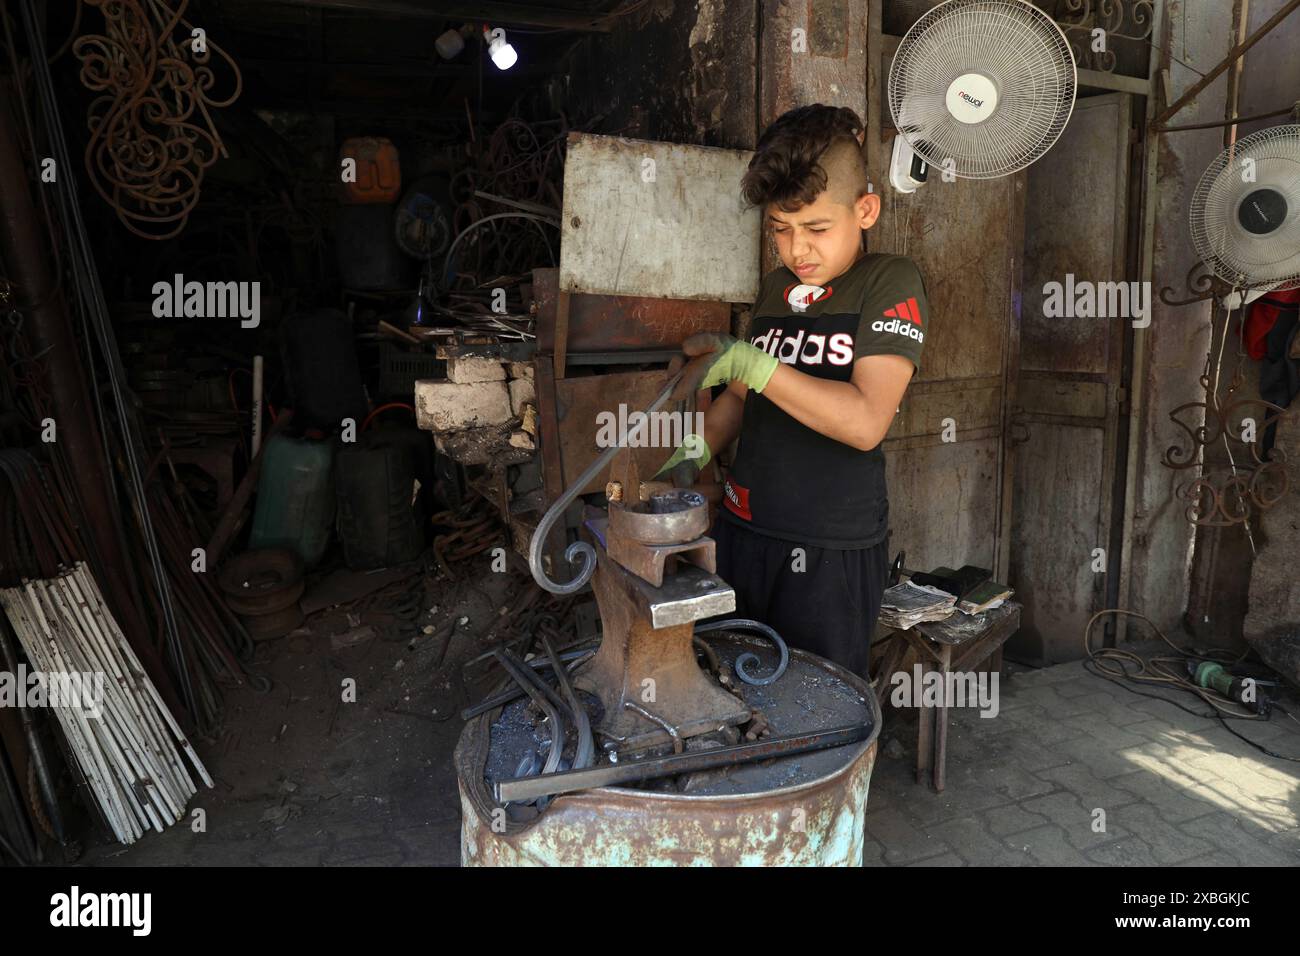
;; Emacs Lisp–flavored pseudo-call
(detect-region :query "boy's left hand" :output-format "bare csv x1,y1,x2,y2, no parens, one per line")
671,332,778,399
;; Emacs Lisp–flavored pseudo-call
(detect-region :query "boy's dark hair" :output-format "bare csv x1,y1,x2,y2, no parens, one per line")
741,104,868,212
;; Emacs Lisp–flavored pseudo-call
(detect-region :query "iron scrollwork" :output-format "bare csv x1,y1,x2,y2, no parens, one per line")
1052,0,1154,75
73,0,243,240
1164,396,1291,527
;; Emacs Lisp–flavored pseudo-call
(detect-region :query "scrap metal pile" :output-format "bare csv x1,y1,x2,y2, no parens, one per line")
444,116,567,291
419,114,600,343
2,4,263,733
0,4,264,860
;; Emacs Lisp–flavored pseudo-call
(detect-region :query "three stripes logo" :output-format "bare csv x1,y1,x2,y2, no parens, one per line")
873,297,925,342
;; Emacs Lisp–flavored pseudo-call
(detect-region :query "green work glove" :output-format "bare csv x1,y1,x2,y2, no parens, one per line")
652,433,711,487
677,332,779,394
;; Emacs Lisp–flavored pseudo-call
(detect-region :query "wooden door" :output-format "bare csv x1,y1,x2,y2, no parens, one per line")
1008,92,1134,664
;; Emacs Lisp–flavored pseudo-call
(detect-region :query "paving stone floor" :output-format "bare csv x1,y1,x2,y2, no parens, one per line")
865,654,1300,867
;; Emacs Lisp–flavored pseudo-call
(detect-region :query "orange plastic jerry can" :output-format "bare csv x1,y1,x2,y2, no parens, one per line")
340,137,401,204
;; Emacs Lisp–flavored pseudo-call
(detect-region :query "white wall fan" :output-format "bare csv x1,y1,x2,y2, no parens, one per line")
1189,124,1300,309
887,0,1077,193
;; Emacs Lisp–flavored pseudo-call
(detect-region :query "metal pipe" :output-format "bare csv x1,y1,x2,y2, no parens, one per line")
1223,0,1250,150
458,649,596,721
57,574,193,811
251,355,264,456
492,649,566,780
2,563,212,844
7,584,137,841
542,635,593,770
622,701,682,754
72,564,213,789
495,722,874,803
528,368,685,594
14,3,196,724
1158,103,1298,133
0,84,175,712
0,619,67,844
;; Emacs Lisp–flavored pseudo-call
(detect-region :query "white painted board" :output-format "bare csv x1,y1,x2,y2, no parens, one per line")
559,133,761,302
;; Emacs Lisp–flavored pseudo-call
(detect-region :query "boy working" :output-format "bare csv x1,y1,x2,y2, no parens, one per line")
656,104,928,679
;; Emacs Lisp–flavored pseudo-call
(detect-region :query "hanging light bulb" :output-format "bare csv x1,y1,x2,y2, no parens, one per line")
483,25,517,70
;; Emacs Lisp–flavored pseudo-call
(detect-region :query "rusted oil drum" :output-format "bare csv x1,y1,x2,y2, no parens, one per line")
456,639,881,867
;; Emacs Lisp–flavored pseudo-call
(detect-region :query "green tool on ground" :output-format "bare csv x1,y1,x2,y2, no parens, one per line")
1190,661,1262,712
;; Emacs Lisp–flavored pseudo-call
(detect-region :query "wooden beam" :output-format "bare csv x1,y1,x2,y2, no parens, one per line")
239,93,475,122
240,57,476,77
1151,0,1300,127
262,0,614,32
241,58,554,81
1077,68,1150,96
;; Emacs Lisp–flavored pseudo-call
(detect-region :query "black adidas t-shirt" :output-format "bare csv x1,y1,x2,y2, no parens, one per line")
722,253,928,549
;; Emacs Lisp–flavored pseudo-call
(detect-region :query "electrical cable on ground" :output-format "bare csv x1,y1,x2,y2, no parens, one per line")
1083,608,1300,762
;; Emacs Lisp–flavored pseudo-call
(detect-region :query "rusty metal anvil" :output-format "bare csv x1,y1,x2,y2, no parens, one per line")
574,448,750,751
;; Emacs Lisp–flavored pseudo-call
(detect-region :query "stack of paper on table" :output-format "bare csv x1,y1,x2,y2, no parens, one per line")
879,581,957,630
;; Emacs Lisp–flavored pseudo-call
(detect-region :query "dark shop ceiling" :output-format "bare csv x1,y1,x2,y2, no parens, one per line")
179,0,630,120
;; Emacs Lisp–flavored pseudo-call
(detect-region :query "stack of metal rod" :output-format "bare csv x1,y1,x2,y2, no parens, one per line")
6,1,270,733
1,564,213,844
16,0,195,724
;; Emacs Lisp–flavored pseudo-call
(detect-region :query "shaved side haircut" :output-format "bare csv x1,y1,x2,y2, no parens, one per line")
741,104,871,212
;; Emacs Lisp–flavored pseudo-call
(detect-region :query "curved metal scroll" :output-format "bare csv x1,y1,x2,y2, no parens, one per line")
528,368,686,594
1164,397,1292,527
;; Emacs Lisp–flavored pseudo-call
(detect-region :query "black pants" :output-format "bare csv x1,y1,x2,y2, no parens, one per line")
711,517,888,680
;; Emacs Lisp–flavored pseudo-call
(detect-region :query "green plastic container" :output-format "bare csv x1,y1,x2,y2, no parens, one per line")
250,434,336,569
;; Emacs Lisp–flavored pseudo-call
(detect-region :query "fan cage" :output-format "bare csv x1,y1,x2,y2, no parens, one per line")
1189,124,1300,292
888,0,1077,180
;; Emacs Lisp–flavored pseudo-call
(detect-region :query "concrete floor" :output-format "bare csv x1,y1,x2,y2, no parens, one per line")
78,569,1300,867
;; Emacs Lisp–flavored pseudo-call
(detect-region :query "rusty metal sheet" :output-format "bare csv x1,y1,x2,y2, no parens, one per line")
533,268,731,353
459,742,874,866
552,370,680,496
876,175,1018,382
558,134,761,302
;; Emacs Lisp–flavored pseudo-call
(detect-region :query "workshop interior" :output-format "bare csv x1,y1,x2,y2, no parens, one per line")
0,0,1299,873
